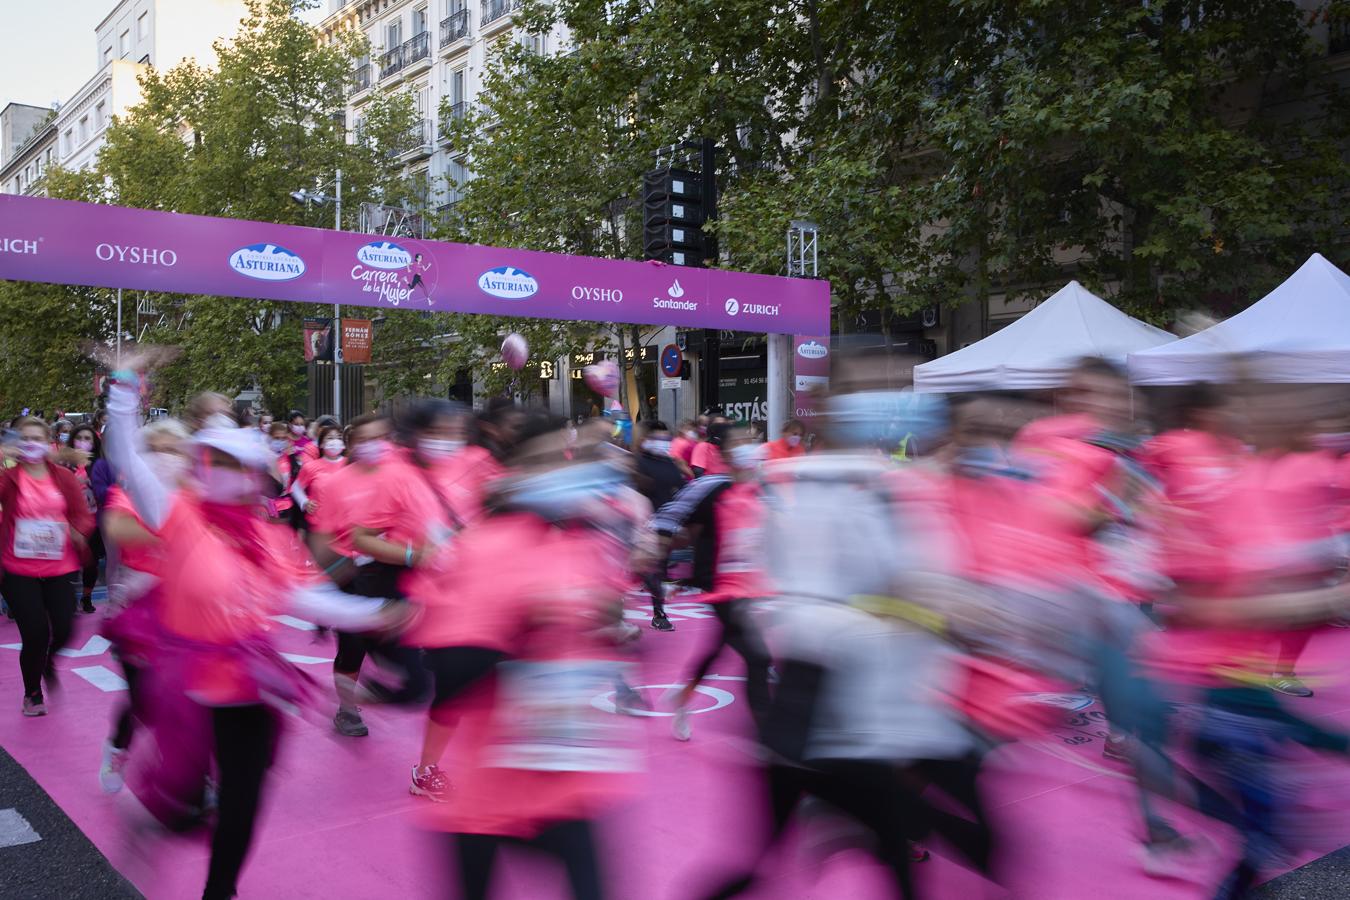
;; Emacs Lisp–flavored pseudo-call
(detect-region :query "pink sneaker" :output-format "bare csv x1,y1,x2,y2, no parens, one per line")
22,695,46,717
410,764,451,802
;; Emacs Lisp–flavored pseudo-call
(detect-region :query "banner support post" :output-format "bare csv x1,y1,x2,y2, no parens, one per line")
332,169,342,422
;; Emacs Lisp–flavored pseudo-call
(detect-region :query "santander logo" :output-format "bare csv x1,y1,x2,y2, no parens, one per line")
229,244,306,281
668,279,685,298
356,240,412,270
797,340,828,359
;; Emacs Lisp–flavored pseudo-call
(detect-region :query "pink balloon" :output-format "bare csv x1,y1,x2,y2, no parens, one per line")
583,359,620,398
500,332,528,370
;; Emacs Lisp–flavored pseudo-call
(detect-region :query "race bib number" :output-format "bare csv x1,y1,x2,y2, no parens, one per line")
14,519,66,561
720,525,762,574
487,660,641,773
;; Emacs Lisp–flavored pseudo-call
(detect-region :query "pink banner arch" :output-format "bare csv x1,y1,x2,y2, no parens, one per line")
0,194,829,335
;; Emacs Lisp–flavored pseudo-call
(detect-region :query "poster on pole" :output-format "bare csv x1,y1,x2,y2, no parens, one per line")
341,319,373,364
792,335,830,420
303,317,332,362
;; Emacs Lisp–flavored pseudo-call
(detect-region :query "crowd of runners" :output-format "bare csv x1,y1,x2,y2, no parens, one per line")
3,347,1350,900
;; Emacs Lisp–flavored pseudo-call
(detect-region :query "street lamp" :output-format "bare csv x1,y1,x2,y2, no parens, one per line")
290,170,343,421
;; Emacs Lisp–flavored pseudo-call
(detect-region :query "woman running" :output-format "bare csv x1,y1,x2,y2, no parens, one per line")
290,422,345,532
652,422,772,740
98,417,191,792
1,417,96,715
66,422,105,614
103,359,402,900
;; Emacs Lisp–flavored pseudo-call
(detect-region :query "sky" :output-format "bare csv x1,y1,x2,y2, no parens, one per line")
0,0,328,112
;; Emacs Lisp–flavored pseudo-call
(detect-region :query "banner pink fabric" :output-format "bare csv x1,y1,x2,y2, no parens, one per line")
0,195,829,335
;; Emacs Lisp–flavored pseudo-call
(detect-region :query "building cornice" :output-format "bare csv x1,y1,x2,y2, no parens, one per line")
0,124,57,181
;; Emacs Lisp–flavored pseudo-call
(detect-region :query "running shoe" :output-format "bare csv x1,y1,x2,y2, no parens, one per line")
910,843,931,863
22,695,46,717
333,707,369,737
651,614,674,632
80,596,96,615
1141,833,1213,879
615,682,650,715
100,741,128,794
1102,733,1132,763
1271,675,1313,697
672,704,691,741
410,764,451,802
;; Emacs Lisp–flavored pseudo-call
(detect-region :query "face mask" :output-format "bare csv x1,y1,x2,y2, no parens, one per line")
1312,432,1350,454
729,444,762,471
290,423,305,436
684,430,698,440
74,437,95,452
642,439,671,456
785,434,802,448
269,438,289,453
322,440,345,459
697,426,707,437
197,465,258,503
152,451,190,487
57,432,70,444
420,438,464,460
18,440,46,464
501,460,626,521
203,413,236,432
955,445,1033,481
351,439,389,464
259,422,272,433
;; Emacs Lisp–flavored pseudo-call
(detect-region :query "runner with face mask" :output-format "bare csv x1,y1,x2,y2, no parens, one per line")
102,357,402,900
66,423,105,614
0,417,97,716
291,423,346,532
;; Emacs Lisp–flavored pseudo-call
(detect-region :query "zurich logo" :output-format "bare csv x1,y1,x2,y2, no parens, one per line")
724,298,740,316
797,340,828,360
229,243,306,281
478,266,538,300
356,240,412,270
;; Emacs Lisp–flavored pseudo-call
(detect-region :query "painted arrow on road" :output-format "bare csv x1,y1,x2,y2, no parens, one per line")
1,635,110,657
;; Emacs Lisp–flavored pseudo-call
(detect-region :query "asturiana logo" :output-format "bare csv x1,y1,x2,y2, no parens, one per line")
229,243,306,281
356,240,412,270
797,340,828,360
478,266,538,300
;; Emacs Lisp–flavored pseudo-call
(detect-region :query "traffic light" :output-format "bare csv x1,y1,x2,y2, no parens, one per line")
643,168,706,266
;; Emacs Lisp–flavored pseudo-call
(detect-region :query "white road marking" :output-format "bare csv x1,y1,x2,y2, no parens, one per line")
280,653,332,665
71,665,128,692
56,635,111,658
0,809,42,848
270,615,317,632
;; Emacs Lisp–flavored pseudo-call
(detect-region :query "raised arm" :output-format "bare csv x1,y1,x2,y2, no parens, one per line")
104,380,172,531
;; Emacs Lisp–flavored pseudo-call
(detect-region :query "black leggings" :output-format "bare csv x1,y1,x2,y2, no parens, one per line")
684,599,770,719
110,660,141,750
454,820,603,900
2,571,77,698
81,529,105,596
203,705,278,900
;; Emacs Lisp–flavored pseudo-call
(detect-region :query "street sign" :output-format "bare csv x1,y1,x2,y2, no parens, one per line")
661,377,682,391
660,343,683,377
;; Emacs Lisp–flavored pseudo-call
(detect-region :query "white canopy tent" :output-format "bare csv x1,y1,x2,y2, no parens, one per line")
912,281,1176,393
1128,253,1350,385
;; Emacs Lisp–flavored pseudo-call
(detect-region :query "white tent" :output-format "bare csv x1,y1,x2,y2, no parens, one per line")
912,281,1175,393
1128,253,1350,385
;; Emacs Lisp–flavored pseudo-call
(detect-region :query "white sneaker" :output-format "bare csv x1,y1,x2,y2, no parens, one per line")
99,740,127,794
672,705,691,741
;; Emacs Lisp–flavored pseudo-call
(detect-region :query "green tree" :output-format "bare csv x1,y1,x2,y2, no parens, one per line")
0,0,420,414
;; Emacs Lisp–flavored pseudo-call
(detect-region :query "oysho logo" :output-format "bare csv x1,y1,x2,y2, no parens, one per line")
96,243,177,267
229,244,306,281
478,266,538,300
725,298,740,316
797,340,828,360
356,240,412,270
572,285,623,303
1,237,38,255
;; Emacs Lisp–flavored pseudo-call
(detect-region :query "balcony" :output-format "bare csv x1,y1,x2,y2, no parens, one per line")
481,0,522,30
351,64,371,95
394,119,434,160
379,31,431,81
440,10,469,48
439,101,469,142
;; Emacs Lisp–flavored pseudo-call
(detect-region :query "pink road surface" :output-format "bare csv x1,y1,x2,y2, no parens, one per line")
3,598,1350,899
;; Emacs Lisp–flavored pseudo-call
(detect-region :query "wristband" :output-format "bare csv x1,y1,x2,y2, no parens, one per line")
323,557,350,576
404,544,414,567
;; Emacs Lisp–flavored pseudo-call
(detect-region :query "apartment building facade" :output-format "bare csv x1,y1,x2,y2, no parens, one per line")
0,104,58,196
